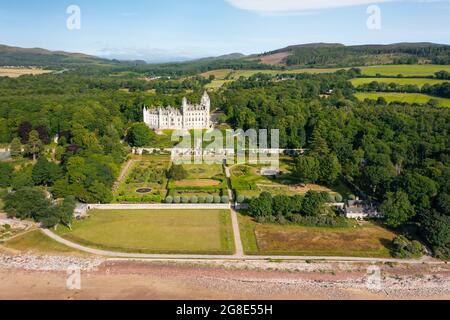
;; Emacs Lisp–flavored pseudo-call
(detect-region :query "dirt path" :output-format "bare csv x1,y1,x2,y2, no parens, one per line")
41,229,442,265
112,159,134,193
224,165,244,257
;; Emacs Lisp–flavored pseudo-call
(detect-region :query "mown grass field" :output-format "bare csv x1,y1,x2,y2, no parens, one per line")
0,67,52,78
355,92,450,107
3,230,83,255
351,77,449,88
360,64,450,77
238,215,395,257
56,209,235,254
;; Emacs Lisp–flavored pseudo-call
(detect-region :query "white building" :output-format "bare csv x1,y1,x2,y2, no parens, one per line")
143,91,212,130
344,199,383,220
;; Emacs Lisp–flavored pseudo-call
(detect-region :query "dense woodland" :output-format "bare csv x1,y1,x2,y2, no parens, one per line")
270,43,450,67
0,57,449,258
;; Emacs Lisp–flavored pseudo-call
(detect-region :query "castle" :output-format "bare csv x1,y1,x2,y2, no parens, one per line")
143,91,212,130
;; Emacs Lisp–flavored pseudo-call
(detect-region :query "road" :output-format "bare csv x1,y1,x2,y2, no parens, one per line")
224,164,244,257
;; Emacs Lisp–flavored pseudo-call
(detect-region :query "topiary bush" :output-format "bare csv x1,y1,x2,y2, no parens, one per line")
236,195,245,204
190,196,198,204
206,195,214,203
198,196,206,203
221,195,229,204
173,196,181,204
165,196,173,204
181,196,189,204
335,193,343,203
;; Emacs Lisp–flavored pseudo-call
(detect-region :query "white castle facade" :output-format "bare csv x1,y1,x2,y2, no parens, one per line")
143,92,212,130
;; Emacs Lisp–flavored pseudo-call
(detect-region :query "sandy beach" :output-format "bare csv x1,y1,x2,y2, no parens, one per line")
0,253,449,300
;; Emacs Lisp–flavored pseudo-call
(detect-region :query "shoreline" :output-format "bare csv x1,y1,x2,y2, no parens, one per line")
1,253,449,300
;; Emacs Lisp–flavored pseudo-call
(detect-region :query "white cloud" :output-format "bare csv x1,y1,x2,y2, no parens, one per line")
225,0,394,15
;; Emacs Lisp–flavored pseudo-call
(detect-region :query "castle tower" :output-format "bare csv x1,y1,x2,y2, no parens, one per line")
201,91,211,128
143,106,147,123
201,91,210,111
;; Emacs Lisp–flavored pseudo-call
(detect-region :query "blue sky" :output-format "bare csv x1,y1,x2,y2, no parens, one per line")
0,0,449,62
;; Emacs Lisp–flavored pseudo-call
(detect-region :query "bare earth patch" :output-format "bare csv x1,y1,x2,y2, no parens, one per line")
259,52,291,66
175,179,221,187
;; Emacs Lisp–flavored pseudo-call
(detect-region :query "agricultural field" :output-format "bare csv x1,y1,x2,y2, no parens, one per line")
230,158,349,200
201,68,349,81
205,79,232,90
351,77,449,88
115,155,171,203
56,209,235,255
238,215,395,257
354,92,450,107
167,164,228,202
360,64,450,77
0,67,52,78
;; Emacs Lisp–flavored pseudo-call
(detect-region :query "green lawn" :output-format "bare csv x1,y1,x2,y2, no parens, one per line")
351,77,449,88
205,80,232,90
360,64,450,77
183,164,224,179
355,92,450,107
56,209,235,255
3,230,83,255
238,215,395,258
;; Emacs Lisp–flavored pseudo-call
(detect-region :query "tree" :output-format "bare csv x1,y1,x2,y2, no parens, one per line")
310,128,329,156
391,235,423,259
56,196,76,229
25,130,43,161
293,156,320,183
88,181,113,204
167,165,188,181
126,123,154,147
272,195,292,216
0,163,13,188
9,138,22,158
32,157,62,186
319,153,342,185
4,188,51,221
380,192,415,228
423,213,450,253
248,192,273,217
302,191,327,217
11,166,34,189
18,121,32,144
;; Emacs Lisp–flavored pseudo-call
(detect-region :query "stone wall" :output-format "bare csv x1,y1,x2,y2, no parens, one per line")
87,204,231,210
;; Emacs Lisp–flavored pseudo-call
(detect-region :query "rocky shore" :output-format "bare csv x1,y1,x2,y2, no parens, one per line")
0,253,448,300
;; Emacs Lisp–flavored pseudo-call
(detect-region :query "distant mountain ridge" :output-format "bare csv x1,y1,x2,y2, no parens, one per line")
0,44,116,68
1,42,449,70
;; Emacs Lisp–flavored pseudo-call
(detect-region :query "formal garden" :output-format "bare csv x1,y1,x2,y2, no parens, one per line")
230,157,350,203
114,155,171,203
165,163,229,204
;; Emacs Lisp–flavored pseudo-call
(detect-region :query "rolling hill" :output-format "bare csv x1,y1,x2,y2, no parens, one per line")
254,42,450,68
0,44,118,68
